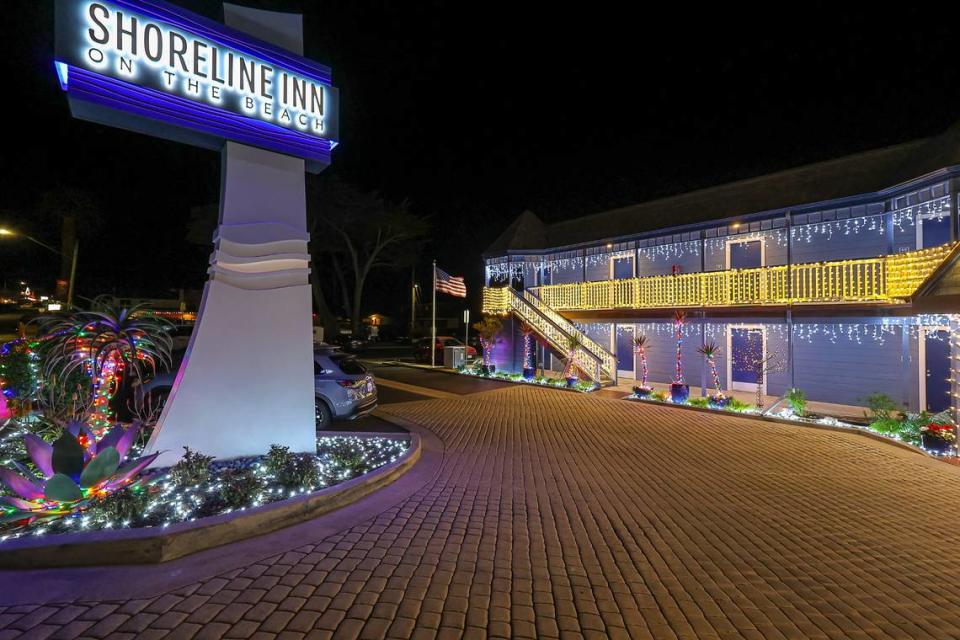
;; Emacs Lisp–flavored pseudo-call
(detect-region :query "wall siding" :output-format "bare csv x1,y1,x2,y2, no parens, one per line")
790,215,889,263
791,322,904,407
636,242,701,277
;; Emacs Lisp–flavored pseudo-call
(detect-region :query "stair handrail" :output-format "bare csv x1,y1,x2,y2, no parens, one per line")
519,289,617,380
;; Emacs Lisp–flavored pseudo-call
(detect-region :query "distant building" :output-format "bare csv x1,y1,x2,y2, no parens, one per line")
483,121,960,413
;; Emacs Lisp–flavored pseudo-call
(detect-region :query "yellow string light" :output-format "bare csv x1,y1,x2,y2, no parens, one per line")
483,243,956,313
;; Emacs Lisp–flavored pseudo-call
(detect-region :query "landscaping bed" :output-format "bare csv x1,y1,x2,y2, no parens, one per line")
626,388,958,459
456,365,599,392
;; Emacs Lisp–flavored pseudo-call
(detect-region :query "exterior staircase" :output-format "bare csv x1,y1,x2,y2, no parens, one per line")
483,287,617,385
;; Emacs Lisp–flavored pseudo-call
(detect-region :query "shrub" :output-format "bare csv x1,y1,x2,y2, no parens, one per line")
868,417,903,437
278,455,320,488
265,444,294,476
169,446,215,487
325,440,366,477
265,445,320,488
687,397,710,408
650,391,669,402
786,388,806,417
863,393,899,422
89,486,150,523
727,398,753,412
219,468,261,507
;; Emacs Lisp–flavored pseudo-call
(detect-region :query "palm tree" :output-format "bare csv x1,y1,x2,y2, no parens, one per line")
562,334,583,382
672,310,687,384
520,323,536,377
471,315,503,372
632,334,650,389
696,341,723,397
37,303,173,433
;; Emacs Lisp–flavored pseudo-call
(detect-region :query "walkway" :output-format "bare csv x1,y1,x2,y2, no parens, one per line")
3,385,960,639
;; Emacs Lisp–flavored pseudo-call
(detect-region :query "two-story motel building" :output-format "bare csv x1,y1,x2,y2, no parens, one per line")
482,121,960,415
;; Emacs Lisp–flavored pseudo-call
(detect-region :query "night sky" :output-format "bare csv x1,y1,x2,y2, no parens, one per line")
3,1,960,317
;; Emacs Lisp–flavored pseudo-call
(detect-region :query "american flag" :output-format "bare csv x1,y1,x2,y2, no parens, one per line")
435,266,467,298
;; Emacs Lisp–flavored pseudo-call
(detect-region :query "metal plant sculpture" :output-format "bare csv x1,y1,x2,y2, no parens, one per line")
0,420,158,527
37,304,173,432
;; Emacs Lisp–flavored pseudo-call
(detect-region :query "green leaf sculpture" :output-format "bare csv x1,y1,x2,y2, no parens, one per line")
79,447,120,488
44,473,84,502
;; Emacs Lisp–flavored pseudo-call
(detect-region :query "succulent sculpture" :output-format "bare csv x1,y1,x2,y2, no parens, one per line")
0,420,158,526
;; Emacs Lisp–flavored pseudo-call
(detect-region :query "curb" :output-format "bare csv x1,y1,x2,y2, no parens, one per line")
0,434,421,569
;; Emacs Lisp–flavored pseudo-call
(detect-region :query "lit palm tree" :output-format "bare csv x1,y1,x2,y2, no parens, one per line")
37,303,174,433
520,322,536,375
562,334,583,382
673,310,686,384
632,334,650,388
696,340,723,396
471,315,503,371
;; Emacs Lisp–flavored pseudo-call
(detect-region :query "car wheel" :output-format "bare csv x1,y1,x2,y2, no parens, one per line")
315,397,332,429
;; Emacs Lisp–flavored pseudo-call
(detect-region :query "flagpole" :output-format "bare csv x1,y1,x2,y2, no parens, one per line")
431,260,437,368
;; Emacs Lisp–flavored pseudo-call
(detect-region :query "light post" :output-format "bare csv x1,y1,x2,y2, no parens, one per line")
0,228,79,309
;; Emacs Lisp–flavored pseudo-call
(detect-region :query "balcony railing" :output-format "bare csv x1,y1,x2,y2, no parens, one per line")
483,243,956,313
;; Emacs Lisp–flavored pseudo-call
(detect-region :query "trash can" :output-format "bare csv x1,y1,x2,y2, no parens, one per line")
443,345,466,369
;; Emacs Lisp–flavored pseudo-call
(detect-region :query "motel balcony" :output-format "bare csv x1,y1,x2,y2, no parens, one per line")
483,242,958,317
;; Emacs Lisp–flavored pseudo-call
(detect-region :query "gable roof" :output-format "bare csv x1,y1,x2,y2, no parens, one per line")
486,121,960,256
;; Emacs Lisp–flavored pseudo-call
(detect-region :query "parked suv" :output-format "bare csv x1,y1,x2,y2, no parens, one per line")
314,345,377,428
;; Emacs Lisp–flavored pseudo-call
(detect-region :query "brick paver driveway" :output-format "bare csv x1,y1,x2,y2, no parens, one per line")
4,385,960,639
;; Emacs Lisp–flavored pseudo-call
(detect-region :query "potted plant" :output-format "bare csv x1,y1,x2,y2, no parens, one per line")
631,334,653,398
562,334,583,388
670,311,689,403
520,323,536,380
471,315,502,375
921,421,957,455
697,340,729,408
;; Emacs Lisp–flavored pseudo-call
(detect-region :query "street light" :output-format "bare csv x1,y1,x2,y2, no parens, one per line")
0,227,79,309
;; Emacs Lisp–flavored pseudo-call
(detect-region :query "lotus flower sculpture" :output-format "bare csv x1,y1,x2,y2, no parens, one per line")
0,421,158,526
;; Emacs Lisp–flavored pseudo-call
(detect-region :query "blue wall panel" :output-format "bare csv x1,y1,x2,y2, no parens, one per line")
637,242,701,276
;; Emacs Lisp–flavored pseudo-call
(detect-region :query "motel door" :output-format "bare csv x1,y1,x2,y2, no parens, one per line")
922,328,951,413
729,327,763,392
919,214,952,249
616,325,635,380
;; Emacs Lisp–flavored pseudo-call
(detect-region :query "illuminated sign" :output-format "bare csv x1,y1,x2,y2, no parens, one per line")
55,0,339,170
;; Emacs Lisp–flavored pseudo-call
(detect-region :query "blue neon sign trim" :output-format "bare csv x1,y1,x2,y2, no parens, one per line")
61,63,333,166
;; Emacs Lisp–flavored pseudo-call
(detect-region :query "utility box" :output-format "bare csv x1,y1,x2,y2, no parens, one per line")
443,345,466,369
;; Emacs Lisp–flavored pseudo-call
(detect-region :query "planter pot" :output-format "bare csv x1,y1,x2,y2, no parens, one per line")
921,433,954,455
566,377,579,388
670,383,690,404
522,368,535,380
708,394,731,409
632,385,653,398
